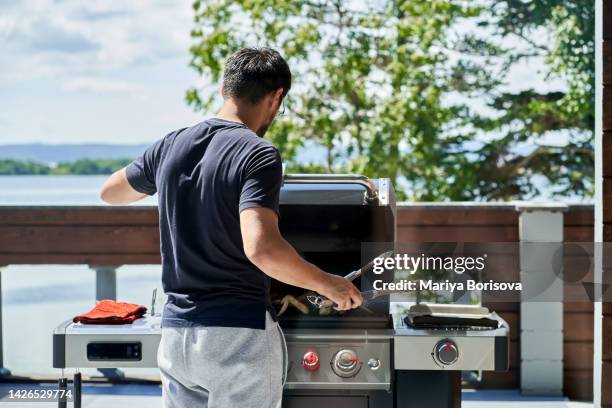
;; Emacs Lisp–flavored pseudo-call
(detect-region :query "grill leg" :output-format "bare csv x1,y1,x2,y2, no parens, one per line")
74,371,82,408
395,370,461,408
57,377,67,408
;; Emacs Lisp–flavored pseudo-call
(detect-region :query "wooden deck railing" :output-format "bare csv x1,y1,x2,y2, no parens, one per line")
0,203,595,400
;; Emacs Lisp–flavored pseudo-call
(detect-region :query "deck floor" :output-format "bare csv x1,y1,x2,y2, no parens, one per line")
0,384,594,407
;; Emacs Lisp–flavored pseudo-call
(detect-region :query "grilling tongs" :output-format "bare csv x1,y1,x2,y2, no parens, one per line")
307,251,399,309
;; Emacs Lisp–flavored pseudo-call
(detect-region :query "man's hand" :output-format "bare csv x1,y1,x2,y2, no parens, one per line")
100,168,147,205
240,207,362,311
317,274,362,311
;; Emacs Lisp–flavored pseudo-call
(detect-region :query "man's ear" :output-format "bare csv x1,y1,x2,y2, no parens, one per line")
275,88,284,101
270,88,283,108
220,85,225,98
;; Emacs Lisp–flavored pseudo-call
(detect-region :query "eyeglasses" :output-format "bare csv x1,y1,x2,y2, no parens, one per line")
277,99,286,117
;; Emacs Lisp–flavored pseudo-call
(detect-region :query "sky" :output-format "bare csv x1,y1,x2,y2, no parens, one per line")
0,1,567,147
0,0,205,145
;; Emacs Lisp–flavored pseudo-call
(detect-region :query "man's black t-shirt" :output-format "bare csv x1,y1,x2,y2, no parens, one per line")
125,118,282,329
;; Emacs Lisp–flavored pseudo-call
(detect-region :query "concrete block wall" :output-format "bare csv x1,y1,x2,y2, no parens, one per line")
517,206,566,396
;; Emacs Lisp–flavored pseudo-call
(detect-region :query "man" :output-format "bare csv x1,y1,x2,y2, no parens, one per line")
100,47,362,408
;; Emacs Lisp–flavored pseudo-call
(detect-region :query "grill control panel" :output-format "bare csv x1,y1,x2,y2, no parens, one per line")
284,336,391,390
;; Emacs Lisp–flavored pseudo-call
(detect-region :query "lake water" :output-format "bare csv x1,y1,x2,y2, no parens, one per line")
0,176,160,377
0,175,157,205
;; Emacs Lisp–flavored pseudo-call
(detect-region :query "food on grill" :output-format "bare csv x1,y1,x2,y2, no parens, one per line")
272,289,385,316
272,291,343,316
275,294,309,316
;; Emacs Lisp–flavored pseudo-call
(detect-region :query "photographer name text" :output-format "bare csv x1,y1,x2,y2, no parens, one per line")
373,279,522,292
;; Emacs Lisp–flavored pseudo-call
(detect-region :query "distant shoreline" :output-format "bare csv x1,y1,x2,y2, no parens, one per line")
0,158,132,175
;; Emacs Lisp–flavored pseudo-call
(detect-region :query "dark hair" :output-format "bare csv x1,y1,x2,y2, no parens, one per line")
222,47,291,104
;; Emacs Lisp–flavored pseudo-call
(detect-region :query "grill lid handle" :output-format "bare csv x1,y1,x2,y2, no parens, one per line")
282,174,379,203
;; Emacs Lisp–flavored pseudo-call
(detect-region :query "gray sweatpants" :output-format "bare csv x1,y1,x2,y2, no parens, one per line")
158,312,288,408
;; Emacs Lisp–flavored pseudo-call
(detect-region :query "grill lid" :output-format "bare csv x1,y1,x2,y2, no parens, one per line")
280,174,393,206
272,174,396,329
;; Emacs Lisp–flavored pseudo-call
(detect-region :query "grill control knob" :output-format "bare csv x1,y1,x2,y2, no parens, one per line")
302,351,320,371
332,349,360,378
367,358,381,370
434,340,459,366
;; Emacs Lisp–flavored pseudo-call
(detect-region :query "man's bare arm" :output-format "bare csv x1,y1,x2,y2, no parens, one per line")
240,207,362,311
100,168,147,205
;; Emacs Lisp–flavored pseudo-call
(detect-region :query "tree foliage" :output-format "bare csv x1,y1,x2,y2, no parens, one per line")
186,0,593,201
472,0,594,199
0,160,50,175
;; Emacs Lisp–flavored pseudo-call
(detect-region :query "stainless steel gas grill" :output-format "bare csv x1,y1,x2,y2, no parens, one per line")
53,174,509,408
272,175,396,407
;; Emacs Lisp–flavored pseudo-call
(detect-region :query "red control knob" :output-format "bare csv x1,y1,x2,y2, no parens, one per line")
302,351,320,371
434,340,459,366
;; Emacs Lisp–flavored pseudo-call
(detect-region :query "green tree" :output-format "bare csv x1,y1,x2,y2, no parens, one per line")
0,159,133,175
53,158,132,175
0,160,50,175
468,0,594,199
186,0,593,201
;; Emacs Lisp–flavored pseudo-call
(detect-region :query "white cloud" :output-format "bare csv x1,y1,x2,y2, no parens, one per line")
0,1,205,144
63,77,142,95
0,0,193,81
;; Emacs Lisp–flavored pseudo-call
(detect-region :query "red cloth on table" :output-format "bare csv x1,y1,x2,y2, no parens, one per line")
73,299,147,324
